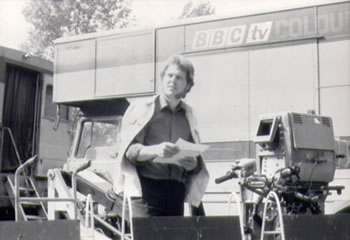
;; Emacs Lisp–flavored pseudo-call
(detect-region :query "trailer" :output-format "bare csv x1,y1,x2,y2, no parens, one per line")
0,46,73,174
54,1,350,150
53,0,350,214
0,46,80,238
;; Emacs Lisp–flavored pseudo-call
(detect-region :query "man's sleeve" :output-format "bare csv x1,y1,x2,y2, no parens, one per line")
125,128,146,163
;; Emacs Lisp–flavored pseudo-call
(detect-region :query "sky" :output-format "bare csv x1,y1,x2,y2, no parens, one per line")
0,0,345,51
0,0,29,50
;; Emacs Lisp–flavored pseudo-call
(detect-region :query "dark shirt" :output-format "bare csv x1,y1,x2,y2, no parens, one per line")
126,95,193,182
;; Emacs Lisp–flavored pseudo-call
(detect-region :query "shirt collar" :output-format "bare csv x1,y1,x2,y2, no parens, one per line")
158,95,185,112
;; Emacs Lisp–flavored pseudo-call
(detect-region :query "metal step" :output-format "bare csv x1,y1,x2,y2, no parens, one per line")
5,174,48,221
264,230,282,235
21,201,47,221
25,215,47,221
19,187,35,194
6,176,34,195
20,201,42,207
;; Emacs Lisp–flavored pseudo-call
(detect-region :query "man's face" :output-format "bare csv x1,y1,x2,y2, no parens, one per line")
161,64,188,99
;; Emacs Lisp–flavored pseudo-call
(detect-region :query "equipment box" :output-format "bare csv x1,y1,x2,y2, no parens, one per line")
53,30,156,104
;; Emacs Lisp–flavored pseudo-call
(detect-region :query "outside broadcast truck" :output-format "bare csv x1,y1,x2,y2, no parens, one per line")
50,1,350,239
0,46,79,238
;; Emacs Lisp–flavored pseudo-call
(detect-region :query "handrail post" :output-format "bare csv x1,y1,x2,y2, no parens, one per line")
1,127,23,167
72,160,91,219
0,127,4,172
14,156,37,221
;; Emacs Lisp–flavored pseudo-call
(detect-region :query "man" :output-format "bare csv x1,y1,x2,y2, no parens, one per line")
112,54,209,217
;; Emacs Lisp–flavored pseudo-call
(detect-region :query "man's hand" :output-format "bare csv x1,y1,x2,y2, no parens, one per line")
153,142,180,158
136,142,180,162
178,157,197,171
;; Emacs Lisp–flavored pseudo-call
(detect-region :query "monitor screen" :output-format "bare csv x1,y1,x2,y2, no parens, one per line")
254,117,278,143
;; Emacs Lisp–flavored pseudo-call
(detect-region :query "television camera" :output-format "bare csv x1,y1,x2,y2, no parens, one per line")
216,112,344,239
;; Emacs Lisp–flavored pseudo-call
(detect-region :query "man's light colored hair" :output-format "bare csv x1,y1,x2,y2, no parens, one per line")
160,54,195,96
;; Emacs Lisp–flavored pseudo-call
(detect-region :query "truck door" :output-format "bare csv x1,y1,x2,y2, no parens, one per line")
1,65,41,172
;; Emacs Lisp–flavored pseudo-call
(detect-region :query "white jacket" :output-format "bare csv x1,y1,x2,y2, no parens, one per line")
113,95,209,207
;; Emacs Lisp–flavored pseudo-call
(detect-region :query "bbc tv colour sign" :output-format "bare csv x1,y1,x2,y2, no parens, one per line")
186,2,350,51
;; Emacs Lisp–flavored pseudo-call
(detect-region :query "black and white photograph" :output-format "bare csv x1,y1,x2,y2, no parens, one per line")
0,0,349,239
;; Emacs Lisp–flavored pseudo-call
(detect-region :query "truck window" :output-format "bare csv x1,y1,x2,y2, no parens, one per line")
75,118,121,158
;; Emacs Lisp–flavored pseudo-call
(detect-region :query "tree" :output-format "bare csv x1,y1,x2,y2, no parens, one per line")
179,0,215,19
22,0,135,61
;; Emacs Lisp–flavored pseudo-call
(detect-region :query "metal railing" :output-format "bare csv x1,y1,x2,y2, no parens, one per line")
14,156,91,221
0,127,22,168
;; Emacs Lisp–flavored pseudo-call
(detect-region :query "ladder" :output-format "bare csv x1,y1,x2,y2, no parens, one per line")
5,156,48,221
260,191,285,240
51,167,135,240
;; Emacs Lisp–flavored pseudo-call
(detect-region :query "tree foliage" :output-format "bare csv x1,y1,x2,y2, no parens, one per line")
179,0,215,19
22,0,135,60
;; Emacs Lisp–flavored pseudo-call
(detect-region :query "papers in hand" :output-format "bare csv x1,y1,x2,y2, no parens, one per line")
153,138,209,166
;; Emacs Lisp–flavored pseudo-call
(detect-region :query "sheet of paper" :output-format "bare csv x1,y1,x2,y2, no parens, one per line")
153,138,209,166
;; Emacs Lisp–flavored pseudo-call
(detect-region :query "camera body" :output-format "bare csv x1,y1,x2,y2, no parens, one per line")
255,112,336,184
